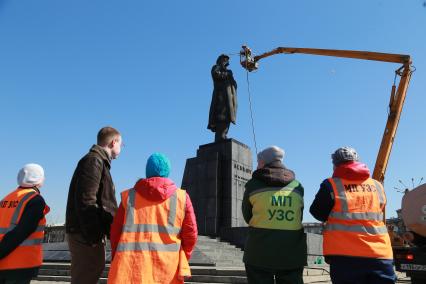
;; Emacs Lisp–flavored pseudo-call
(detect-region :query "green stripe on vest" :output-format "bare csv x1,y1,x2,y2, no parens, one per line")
248,180,303,230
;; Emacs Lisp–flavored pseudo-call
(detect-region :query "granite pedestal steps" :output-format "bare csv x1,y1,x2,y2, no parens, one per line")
39,235,331,283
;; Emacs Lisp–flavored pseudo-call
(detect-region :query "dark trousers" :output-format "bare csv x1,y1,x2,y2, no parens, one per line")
245,264,304,284
0,278,31,284
67,233,106,284
329,257,396,284
0,267,38,284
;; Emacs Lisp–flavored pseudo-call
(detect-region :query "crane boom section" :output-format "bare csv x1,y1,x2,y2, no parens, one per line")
373,63,412,183
253,47,411,64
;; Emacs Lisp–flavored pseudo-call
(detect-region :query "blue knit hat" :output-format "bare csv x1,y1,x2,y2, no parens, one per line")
146,153,171,178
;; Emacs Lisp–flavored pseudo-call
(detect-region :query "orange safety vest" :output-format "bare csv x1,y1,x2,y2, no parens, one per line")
323,177,393,259
108,188,190,284
0,188,49,270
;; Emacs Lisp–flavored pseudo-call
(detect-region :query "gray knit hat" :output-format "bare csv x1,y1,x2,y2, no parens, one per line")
257,146,285,165
331,147,359,166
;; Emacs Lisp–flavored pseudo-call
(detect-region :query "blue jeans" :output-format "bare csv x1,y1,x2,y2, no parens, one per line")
329,256,396,284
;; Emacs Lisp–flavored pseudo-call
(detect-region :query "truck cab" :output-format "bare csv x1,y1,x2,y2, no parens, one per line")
393,183,426,283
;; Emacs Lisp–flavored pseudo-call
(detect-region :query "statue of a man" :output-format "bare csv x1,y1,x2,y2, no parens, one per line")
208,54,238,142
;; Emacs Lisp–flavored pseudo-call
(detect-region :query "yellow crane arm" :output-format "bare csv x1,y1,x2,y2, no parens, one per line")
373,64,412,183
252,47,410,64
240,46,413,183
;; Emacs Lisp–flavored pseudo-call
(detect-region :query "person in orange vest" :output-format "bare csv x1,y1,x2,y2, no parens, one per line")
310,147,396,284
108,153,198,284
0,164,50,284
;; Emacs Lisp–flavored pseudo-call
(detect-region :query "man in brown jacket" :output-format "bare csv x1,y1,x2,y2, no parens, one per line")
65,126,123,284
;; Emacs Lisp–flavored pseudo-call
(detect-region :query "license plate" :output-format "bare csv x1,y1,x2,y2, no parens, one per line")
400,263,426,271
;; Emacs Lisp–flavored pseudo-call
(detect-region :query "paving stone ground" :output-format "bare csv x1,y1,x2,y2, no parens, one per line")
30,273,412,284
30,268,411,283
31,280,411,284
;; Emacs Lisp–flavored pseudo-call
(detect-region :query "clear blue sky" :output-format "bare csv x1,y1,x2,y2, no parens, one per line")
1,0,425,224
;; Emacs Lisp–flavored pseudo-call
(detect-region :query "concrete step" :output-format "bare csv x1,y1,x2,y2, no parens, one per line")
196,237,237,247
35,275,332,284
193,247,242,254
43,235,246,267
35,273,411,284
33,280,230,284
195,251,241,256
36,263,333,283
195,244,240,250
196,239,237,245
38,264,247,277
191,267,246,277
303,275,331,283
195,245,240,252
192,240,245,267
35,275,106,283
35,274,245,283
33,275,231,284
188,275,247,283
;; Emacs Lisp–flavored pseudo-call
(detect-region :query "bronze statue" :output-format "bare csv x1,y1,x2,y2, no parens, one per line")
208,54,237,142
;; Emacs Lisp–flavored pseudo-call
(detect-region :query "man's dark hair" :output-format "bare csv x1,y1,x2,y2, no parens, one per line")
97,126,120,147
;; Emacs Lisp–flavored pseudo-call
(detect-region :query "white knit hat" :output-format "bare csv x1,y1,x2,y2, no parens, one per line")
17,163,45,187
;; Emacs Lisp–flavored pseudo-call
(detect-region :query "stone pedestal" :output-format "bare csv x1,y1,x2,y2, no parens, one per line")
181,139,253,236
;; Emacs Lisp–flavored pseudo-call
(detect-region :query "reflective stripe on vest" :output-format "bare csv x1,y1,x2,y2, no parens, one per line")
373,180,385,207
0,191,44,250
108,187,189,284
324,177,385,231
117,242,180,252
117,188,183,252
323,177,392,259
0,188,47,270
121,189,181,235
0,191,37,234
20,238,44,246
117,188,181,251
329,212,383,221
248,180,303,230
249,184,304,198
325,223,388,234
0,225,45,234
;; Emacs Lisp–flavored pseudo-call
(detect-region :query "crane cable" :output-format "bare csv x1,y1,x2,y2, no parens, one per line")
229,50,259,154
244,62,259,155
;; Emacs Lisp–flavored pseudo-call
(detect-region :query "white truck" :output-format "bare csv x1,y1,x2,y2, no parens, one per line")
393,184,426,283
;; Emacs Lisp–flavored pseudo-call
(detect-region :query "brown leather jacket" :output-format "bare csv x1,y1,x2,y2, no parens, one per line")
65,145,118,244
